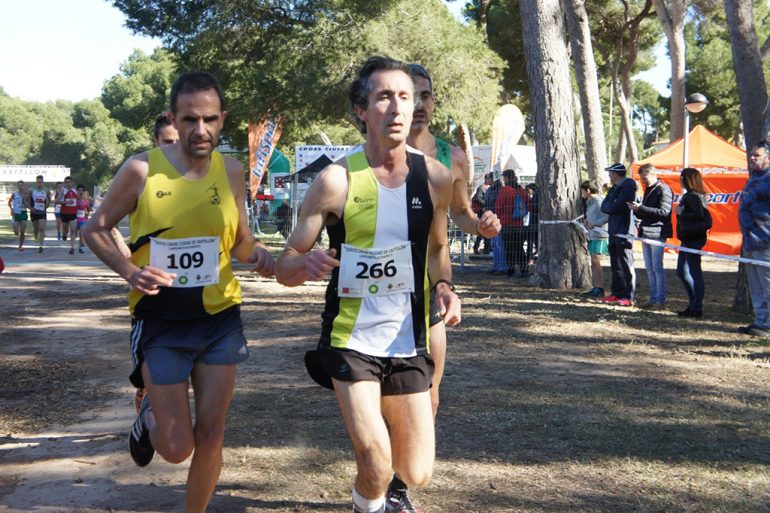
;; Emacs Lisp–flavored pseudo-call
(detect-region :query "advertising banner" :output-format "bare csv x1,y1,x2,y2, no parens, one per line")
248,115,282,201
631,125,748,255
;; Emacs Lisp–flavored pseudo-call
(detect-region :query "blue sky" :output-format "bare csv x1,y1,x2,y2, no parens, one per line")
0,0,668,104
0,0,160,102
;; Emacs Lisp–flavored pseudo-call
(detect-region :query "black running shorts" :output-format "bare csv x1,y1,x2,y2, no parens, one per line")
317,347,434,396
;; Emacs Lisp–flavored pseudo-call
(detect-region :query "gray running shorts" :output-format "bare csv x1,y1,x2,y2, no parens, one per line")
129,306,248,387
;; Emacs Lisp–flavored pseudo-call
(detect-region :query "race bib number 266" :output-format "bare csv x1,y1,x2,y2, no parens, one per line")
338,242,414,298
149,237,220,288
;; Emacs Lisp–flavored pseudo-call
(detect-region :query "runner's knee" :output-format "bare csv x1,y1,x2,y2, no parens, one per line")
157,434,194,464
395,464,433,489
193,419,226,456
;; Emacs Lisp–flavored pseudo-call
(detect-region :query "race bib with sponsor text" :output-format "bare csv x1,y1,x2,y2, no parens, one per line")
338,242,414,298
149,236,220,288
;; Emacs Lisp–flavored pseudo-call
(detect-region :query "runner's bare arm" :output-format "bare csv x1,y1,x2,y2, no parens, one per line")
275,165,346,287
224,157,275,277
83,155,175,295
447,147,501,239
427,160,461,326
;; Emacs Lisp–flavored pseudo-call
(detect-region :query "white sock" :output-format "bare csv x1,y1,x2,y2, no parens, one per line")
352,486,385,513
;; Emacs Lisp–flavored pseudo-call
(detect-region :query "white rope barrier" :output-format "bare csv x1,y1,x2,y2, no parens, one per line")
533,216,768,268
539,215,588,235
615,233,770,268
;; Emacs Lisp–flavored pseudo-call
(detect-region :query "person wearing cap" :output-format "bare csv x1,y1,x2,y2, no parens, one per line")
600,163,638,306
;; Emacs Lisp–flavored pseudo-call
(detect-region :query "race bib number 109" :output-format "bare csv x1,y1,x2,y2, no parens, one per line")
338,242,414,298
149,236,220,288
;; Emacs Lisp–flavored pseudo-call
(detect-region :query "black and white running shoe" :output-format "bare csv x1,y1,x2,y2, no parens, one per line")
385,487,424,513
128,393,154,467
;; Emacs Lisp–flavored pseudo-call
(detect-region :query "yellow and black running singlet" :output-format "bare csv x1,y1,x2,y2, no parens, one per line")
128,147,241,320
320,147,434,357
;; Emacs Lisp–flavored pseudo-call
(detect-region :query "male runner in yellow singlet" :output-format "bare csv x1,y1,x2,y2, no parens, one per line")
277,56,460,513
84,72,274,513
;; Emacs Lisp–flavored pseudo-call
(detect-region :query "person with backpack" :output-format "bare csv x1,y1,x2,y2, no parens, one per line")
495,169,530,277
675,167,711,318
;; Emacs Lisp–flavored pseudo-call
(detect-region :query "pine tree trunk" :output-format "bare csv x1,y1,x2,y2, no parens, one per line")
564,0,608,187
733,262,751,313
653,0,686,141
725,0,767,150
519,0,590,289
724,0,767,312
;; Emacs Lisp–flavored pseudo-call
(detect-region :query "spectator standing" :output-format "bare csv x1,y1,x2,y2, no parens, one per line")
674,167,711,318
472,172,493,254
485,175,506,273
600,163,638,306
581,180,609,297
628,164,673,309
495,169,530,278
738,142,770,336
525,183,539,264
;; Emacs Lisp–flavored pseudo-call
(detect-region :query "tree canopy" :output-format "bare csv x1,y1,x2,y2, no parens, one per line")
112,0,504,147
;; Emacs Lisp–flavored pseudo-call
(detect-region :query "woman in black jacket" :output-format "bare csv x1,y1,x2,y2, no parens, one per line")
675,167,711,318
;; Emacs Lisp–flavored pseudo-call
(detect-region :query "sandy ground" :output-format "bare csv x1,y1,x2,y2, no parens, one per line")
1,232,769,513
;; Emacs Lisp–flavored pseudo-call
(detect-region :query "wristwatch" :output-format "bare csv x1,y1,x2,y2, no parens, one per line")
433,278,456,292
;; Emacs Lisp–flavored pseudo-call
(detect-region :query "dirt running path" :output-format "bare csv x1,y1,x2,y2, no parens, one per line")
1,239,769,513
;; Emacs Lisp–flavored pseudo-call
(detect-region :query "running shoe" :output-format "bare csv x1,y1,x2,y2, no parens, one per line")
78,248,85,254
738,323,762,334
38,246,43,253
385,488,424,513
616,298,633,307
129,394,154,467
600,294,620,303
582,287,604,297
68,248,74,255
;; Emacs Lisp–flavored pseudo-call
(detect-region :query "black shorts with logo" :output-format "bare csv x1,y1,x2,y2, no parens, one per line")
307,346,434,396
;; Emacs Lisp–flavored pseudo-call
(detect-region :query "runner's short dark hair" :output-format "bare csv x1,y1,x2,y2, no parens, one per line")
153,112,174,139
349,56,412,134
409,63,433,93
170,72,225,113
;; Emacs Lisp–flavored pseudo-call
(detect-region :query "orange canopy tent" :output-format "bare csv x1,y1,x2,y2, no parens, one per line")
630,125,748,255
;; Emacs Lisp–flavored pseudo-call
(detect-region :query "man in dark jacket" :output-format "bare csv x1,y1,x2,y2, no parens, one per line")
600,163,638,306
738,142,770,337
629,163,672,309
